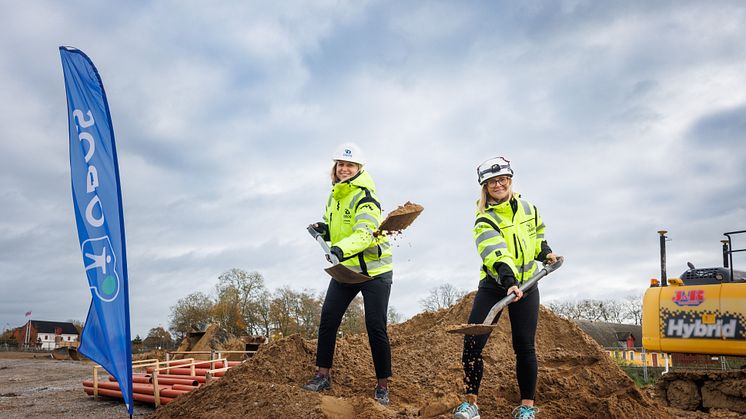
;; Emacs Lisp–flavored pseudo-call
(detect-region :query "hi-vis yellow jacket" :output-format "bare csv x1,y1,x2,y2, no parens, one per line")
323,170,393,277
474,193,549,285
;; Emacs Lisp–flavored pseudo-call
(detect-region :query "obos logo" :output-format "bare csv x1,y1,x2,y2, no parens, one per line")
82,236,120,302
672,289,704,307
343,148,352,157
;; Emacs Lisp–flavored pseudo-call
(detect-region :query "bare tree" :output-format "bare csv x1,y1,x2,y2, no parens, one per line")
546,301,577,319
420,284,466,311
339,296,365,336
269,287,302,337
143,326,174,350
547,297,639,324
295,289,322,338
215,269,267,335
254,289,273,337
387,306,402,324
169,292,214,339
622,295,643,325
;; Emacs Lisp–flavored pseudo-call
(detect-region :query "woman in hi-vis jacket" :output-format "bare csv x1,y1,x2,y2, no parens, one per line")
303,143,394,406
454,156,560,419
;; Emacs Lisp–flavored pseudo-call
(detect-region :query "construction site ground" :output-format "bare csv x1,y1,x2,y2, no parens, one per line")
0,353,154,418
148,293,740,419
1,291,743,419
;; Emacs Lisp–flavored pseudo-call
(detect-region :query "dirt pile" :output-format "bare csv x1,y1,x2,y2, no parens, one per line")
174,324,244,361
150,292,672,418
657,370,746,413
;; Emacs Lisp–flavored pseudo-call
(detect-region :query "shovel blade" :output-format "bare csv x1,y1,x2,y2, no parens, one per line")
446,324,497,336
324,264,372,284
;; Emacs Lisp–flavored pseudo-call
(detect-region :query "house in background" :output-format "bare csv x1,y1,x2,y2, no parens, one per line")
13,320,79,350
574,319,669,368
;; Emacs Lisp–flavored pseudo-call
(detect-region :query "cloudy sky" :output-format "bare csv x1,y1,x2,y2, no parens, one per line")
1,1,745,338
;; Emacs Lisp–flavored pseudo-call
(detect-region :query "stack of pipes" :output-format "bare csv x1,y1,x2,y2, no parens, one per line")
82,358,243,407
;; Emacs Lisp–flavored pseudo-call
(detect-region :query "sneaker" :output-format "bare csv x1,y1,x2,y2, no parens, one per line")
302,373,331,392
374,385,390,405
512,405,538,419
454,401,480,419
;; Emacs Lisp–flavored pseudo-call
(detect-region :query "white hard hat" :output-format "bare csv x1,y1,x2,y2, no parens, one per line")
333,142,365,165
476,156,513,185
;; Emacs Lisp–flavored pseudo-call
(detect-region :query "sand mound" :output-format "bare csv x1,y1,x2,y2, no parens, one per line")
150,292,672,418
173,324,245,361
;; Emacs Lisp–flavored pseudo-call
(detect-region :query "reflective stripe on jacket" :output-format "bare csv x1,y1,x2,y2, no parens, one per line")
473,193,546,284
323,170,393,277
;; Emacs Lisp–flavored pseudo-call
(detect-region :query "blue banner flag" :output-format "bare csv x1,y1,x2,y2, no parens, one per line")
59,46,133,415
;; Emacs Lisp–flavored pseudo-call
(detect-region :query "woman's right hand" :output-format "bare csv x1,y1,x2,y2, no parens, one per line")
310,222,328,236
507,285,523,302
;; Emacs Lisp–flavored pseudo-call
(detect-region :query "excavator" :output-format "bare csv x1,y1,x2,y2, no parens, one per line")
642,229,746,413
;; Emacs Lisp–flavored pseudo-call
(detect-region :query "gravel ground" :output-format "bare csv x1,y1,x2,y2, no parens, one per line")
0,354,155,418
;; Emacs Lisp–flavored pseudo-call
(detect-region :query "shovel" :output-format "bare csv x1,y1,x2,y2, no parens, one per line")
307,226,373,284
447,256,565,335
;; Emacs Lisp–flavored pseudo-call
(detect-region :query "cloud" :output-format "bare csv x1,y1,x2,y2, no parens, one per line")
1,1,744,337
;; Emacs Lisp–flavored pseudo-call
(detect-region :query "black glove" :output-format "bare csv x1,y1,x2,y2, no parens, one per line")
310,222,329,240
329,246,344,262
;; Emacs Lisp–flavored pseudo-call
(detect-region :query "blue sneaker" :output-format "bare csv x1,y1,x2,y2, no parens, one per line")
512,405,538,419
454,401,480,419
374,385,390,405
302,373,331,392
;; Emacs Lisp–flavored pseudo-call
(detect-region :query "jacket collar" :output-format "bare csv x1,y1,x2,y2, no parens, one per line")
487,192,520,215
332,170,376,200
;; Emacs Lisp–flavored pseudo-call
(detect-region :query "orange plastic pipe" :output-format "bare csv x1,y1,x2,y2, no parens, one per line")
153,374,206,383
146,367,222,377
108,375,151,384
171,384,200,392
84,380,169,395
160,388,191,398
148,377,199,386
83,386,174,405
205,360,241,368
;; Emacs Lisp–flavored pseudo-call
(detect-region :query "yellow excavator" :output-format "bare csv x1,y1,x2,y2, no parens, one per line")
642,229,746,413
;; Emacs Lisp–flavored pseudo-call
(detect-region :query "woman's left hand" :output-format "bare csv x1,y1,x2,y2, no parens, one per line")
507,285,523,302
545,253,558,265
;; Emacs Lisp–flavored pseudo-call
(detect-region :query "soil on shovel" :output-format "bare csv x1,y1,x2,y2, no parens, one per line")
376,202,423,237
149,292,674,419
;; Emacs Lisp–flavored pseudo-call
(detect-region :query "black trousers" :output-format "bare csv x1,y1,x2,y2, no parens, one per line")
462,281,540,400
316,271,392,378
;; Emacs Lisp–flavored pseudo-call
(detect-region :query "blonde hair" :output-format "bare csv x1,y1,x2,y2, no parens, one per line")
477,183,514,213
477,185,489,213
330,161,363,184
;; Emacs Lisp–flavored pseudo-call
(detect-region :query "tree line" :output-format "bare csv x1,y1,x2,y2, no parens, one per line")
417,284,643,326
168,268,402,341
546,295,643,325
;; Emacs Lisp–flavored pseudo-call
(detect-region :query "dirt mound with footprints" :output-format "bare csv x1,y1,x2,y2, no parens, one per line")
150,292,672,418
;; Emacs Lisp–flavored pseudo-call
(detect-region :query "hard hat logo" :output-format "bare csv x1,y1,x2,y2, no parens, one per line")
477,156,513,184
334,143,365,165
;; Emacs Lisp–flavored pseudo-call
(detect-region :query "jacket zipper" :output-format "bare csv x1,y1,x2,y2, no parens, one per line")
510,199,525,282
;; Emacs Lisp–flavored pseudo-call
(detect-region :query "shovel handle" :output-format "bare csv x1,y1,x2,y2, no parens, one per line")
481,256,564,325
307,226,339,264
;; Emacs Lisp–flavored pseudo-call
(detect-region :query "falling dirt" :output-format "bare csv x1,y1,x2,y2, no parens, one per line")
149,291,678,418
376,201,424,237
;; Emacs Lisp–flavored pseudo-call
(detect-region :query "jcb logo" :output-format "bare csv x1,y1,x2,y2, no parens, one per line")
672,289,704,306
